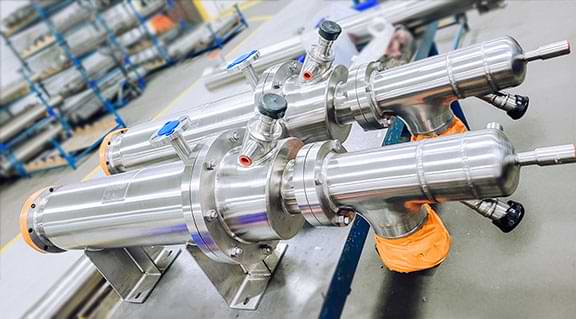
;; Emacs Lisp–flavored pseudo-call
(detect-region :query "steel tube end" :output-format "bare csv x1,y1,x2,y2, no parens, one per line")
523,40,571,62
99,128,127,176
20,187,63,254
516,144,576,166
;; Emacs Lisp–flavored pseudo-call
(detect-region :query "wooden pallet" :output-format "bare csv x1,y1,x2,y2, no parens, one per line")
24,116,118,173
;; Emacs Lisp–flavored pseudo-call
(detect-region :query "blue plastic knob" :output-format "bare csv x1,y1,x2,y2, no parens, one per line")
227,49,258,70
158,120,180,137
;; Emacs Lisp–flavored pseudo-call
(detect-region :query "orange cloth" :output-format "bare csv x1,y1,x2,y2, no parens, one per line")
374,117,467,272
98,128,127,176
375,205,451,273
149,15,176,34
410,117,468,142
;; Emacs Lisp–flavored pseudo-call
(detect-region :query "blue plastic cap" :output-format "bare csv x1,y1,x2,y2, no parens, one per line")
158,120,180,137
227,49,258,70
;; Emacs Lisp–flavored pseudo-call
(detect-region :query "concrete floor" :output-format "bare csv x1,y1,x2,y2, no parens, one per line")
1,0,575,318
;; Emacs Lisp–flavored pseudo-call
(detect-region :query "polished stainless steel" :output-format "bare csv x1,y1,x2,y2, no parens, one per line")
344,37,528,134
522,40,571,62
515,144,576,166
228,50,261,89
203,0,506,89
462,199,511,221
149,116,196,165
106,92,255,173
28,128,576,245
85,246,180,303
480,92,529,117
23,127,576,310
299,32,336,82
291,140,347,227
187,243,287,310
106,36,570,174
239,114,283,167
24,161,194,251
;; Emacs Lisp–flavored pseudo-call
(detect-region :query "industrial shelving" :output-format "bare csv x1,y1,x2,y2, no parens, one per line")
0,0,248,178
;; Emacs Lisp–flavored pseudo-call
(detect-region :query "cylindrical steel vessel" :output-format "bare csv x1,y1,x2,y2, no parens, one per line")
324,129,519,204
105,92,254,174
369,37,525,133
203,0,504,89
21,162,193,252
21,128,576,255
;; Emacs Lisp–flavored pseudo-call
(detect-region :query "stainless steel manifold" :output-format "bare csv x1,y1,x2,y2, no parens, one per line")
19,19,575,310
202,0,507,89
101,33,570,175
20,118,576,308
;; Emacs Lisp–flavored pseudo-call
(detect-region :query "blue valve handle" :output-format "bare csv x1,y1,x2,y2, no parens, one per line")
158,120,181,137
227,49,258,70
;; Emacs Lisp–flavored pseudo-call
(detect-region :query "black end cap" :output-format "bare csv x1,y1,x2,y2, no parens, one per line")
507,95,529,120
492,200,525,233
319,20,342,41
258,93,288,119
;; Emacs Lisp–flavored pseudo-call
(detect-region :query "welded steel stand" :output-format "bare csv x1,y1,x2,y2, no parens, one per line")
85,246,180,303
187,243,288,310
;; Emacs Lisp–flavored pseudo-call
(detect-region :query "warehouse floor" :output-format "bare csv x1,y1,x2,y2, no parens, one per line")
1,1,575,318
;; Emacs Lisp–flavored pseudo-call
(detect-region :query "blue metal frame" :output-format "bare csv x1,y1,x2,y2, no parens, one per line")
319,20,471,318
126,0,173,65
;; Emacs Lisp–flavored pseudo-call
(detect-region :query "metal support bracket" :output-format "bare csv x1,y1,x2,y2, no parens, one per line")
85,246,180,303
186,243,287,310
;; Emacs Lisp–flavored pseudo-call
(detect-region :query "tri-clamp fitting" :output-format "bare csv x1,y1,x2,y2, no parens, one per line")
238,93,287,167
227,49,261,89
299,20,342,82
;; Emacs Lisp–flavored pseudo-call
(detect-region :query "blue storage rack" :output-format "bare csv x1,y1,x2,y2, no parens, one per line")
0,0,139,177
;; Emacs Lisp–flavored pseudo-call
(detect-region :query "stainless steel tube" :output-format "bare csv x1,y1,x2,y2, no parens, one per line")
203,0,504,89
368,37,526,134
104,92,254,173
0,105,46,143
22,162,194,252
324,129,520,205
1,123,63,175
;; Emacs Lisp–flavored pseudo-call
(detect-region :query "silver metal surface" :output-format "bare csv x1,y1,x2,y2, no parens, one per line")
105,35,569,174
203,0,506,89
85,246,180,303
462,199,511,221
106,91,255,173
26,161,193,250
187,243,287,310
0,123,63,175
516,144,576,166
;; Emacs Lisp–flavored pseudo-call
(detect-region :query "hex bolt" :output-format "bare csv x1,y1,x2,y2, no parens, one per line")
231,247,244,257
229,131,240,143
261,245,274,256
206,209,218,221
205,160,216,170
486,122,504,131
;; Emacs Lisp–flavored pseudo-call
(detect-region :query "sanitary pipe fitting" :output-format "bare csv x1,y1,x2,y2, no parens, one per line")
479,92,529,120
149,116,195,165
227,49,261,89
299,20,342,82
238,93,287,167
462,199,525,233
